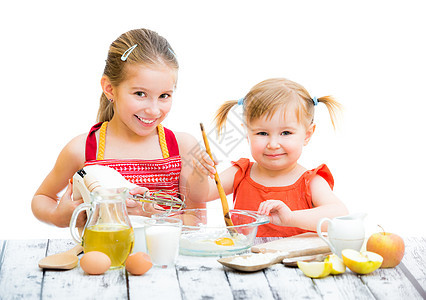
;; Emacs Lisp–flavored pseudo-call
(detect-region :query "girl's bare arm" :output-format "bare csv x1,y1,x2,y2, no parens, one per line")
31,134,87,227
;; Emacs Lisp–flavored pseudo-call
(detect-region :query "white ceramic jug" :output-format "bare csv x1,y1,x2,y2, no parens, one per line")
317,212,367,258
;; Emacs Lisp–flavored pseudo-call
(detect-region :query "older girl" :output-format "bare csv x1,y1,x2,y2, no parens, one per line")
32,28,209,228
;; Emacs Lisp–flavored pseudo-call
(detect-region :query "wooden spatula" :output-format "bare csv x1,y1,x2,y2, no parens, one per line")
38,244,83,270
200,123,237,235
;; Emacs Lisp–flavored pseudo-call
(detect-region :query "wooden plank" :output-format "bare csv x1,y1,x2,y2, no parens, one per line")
361,267,424,299
223,267,275,300
314,272,374,299
0,239,47,299
263,263,322,299
0,240,5,269
41,239,128,299
401,237,426,291
128,262,181,299
176,255,234,299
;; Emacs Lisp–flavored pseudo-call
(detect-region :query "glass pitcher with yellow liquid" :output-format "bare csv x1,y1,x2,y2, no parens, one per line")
70,187,134,269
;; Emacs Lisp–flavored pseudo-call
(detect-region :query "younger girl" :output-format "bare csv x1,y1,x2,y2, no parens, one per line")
198,78,348,237
32,28,210,228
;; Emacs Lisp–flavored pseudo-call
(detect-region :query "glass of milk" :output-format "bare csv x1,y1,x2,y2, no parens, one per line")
129,215,149,253
144,217,182,267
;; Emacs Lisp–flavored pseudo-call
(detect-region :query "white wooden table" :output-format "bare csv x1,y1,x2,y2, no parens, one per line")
0,237,425,299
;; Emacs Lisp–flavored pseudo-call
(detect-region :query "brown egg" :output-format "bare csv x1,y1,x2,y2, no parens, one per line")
80,251,111,275
125,252,153,275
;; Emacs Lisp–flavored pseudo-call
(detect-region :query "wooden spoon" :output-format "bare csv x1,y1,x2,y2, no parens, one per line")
200,123,238,235
38,244,83,270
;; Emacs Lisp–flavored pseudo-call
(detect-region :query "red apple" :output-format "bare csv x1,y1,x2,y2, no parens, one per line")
366,226,405,268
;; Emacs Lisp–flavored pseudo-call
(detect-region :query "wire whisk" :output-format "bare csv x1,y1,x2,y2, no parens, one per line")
131,190,186,213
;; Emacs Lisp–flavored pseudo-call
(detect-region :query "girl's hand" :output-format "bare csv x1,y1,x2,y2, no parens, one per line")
53,182,85,227
192,149,217,179
257,200,293,226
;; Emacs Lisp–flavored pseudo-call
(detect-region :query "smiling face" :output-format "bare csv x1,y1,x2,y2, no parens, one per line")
246,105,315,172
105,63,176,137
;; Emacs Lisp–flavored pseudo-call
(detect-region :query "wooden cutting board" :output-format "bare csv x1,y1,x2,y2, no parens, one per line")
251,232,330,258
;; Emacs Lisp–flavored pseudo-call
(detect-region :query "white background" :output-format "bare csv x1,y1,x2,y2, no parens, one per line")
1,0,425,239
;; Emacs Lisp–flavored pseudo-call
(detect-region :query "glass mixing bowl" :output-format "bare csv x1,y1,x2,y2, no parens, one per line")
165,208,269,256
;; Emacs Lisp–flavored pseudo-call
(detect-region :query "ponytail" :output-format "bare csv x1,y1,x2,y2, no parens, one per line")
214,100,239,135
315,95,342,129
97,94,114,122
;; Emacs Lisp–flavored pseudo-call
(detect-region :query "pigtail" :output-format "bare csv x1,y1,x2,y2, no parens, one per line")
97,94,114,122
214,100,239,136
316,95,342,129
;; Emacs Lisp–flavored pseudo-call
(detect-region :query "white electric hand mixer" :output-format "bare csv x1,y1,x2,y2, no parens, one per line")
72,165,186,212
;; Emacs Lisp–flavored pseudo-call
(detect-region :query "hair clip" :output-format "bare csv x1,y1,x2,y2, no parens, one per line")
121,44,138,61
238,97,245,106
168,47,176,57
312,96,318,106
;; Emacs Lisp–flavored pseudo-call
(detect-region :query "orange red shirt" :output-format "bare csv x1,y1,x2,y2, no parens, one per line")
232,158,334,237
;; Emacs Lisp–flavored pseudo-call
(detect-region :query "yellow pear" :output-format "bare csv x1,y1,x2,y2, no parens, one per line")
341,249,383,274
297,261,332,278
324,254,346,275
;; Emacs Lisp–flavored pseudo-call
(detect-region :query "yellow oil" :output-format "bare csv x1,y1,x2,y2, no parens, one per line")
82,224,134,268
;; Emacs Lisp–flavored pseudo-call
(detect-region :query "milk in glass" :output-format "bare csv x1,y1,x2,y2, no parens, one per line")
144,217,182,267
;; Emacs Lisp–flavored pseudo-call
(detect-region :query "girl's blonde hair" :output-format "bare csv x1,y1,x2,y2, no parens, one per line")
97,28,179,122
215,78,341,134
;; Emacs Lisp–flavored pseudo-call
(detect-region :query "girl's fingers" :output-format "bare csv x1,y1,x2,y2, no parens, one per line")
202,151,215,166
126,199,138,208
257,201,269,215
258,200,280,215
129,186,149,196
199,152,215,170
76,212,87,227
66,181,72,192
192,158,207,175
203,150,219,166
196,149,216,168
64,181,73,197
192,157,216,177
